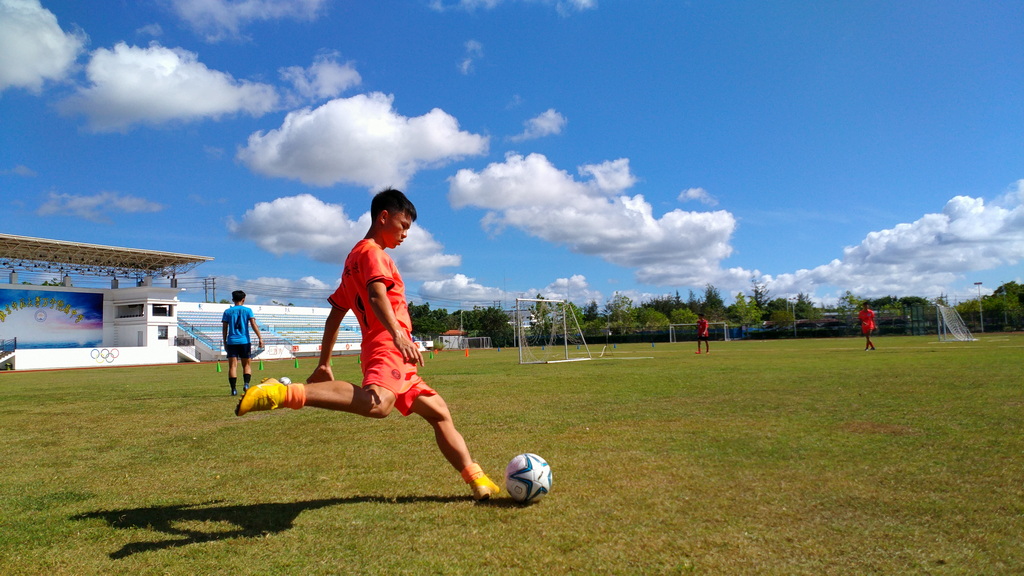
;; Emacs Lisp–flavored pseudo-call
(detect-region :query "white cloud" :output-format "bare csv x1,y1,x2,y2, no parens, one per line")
37,191,164,223
0,0,86,94
58,42,279,132
510,108,567,141
762,181,1024,299
458,40,484,75
228,194,461,281
168,0,328,42
679,187,717,206
419,272,603,308
280,52,361,102
419,273,507,305
238,92,489,189
449,152,742,287
2,165,37,177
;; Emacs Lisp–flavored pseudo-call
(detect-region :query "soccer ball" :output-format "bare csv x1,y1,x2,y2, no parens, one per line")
505,453,552,503
279,376,292,385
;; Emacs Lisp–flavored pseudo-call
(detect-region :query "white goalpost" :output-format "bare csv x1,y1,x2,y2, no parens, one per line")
936,305,977,342
669,323,731,343
515,298,592,364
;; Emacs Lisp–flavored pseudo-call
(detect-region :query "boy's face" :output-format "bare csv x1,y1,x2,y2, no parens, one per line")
379,209,413,249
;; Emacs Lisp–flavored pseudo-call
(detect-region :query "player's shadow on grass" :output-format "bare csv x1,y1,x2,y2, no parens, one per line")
73,495,475,559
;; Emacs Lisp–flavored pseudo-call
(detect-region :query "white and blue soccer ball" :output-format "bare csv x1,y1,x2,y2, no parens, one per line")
279,376,292,385
505,453,552,503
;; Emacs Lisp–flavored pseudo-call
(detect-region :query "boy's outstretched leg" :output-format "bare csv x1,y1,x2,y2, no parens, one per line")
412,393,500,500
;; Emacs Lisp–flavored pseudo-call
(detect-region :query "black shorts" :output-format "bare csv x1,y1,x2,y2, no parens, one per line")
225,343,252,359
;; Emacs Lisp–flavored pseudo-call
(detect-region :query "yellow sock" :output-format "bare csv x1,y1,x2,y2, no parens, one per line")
283,382,306,409
460,462,484,483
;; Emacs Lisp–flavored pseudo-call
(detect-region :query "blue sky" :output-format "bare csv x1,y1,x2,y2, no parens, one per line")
2,0,1021,310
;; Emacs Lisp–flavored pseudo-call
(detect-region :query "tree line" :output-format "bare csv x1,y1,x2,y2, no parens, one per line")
410,281,1024,345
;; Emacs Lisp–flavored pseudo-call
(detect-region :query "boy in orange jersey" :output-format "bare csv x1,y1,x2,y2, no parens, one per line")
858,302,876,351
236,188,500,500
695,313,710,354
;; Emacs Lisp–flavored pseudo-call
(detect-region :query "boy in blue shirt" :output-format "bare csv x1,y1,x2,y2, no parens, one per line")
222,290,264,395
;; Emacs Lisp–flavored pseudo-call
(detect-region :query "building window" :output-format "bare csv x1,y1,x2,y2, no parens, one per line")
158,326,169,340
152,304,173,317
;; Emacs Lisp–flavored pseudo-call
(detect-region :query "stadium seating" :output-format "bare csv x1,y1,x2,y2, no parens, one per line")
177,309,360,350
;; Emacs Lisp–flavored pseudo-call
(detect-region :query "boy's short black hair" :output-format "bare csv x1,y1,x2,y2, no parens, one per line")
371,188,417,222
232,290,246,303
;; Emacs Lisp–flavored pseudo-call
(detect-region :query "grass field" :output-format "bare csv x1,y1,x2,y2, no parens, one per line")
1,335,1022,575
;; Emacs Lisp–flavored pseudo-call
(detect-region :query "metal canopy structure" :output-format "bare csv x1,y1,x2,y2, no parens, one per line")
0,233,213,279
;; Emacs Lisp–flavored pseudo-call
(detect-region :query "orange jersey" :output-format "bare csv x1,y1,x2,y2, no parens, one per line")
328,239,414,347
328,239,425,400
858,308,876,330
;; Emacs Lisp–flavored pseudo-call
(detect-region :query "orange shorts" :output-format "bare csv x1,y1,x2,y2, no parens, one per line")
362,344,436,416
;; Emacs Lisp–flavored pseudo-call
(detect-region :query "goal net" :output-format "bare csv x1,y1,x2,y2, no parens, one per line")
515,298,592,364
669,323,731,343
937,305,977,342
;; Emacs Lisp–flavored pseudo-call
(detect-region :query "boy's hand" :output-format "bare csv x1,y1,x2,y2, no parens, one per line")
394,333,424,366
307,364,334,383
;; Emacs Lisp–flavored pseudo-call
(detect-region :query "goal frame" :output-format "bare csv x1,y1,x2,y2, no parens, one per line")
936,305,977,342
515,298,592,364
669,322,731,343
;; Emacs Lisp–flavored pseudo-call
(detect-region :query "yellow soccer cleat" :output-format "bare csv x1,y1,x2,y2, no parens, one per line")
470,474,501,501
235,378,288,416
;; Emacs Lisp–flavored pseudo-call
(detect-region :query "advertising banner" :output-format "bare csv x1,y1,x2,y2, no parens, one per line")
0,289,104,349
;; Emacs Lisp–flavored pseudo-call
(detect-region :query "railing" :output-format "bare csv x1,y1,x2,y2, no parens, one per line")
0,337,15,353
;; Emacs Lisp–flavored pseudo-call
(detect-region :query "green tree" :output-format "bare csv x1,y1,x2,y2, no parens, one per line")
701,284,726,320
794,292,819,320
408,302,449,335
669,308,698,325
728,292,763,327
605,292,634,335
633,307,669,332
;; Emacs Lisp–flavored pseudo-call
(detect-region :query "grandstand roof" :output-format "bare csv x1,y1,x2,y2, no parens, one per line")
0,233,213,278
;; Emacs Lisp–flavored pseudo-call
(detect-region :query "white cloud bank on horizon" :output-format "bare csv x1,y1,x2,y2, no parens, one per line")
237,92,489,189
763,180,1024,300
448,153,1024,303
0,0,86,94
58,42,279,132
227,193,461,282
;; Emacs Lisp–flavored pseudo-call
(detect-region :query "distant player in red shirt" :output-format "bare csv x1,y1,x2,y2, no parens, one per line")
858,302,876,351
235,188,500,500
695,313,710,354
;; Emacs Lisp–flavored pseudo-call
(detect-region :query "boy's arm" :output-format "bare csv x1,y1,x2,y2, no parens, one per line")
308,305,348,383
367,280,423,366
249,317,264,348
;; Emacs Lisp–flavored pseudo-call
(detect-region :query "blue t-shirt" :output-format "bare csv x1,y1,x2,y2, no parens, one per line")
222,305,255,345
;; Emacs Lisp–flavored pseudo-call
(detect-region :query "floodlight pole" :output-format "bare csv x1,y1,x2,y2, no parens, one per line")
974,282,984,333
788,298,797,338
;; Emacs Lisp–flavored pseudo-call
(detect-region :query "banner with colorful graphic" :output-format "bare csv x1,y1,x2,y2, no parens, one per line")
0,289,104,349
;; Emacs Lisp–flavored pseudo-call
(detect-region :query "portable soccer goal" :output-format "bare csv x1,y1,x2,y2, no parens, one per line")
515,298,592,364
669,323,731,343
936,305,977,342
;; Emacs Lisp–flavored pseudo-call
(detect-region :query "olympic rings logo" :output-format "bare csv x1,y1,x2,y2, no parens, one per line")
90,348,120,363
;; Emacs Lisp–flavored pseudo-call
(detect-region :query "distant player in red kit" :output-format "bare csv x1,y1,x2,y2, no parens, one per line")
696,313,710,355
858,302,876,351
